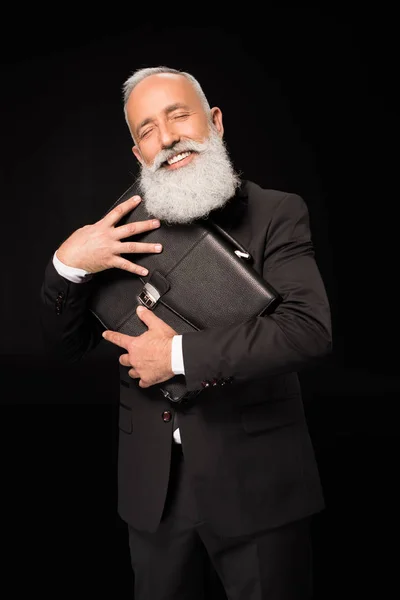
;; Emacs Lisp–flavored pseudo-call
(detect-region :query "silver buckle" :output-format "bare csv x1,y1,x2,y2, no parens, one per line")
138,282,161,309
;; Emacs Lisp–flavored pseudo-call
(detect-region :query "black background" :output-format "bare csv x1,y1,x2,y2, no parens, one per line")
1,8,398,598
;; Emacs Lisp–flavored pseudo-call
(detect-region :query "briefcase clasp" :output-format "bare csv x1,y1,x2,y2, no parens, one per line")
138,282,161,309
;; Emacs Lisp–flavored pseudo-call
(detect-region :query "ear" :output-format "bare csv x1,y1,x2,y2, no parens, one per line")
132,145,144,165
210,107,224,138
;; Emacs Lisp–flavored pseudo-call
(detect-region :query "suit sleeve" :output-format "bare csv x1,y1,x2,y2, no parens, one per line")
181,193,332,391
39,259,104,363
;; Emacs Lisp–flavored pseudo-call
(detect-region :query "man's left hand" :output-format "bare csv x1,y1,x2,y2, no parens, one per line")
102,305,177,388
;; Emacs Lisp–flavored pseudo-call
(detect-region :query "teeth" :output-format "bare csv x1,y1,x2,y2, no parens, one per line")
167,151,191,165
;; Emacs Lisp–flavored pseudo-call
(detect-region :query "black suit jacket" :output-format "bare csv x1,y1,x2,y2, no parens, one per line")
40,179,332,538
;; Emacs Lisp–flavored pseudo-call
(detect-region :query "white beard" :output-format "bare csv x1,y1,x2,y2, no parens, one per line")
137,127,241,224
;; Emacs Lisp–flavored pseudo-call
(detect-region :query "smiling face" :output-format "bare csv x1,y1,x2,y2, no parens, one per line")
124,71,240,224
126,72,224,170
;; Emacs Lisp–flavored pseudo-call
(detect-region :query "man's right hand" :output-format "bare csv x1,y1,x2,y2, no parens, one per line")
55,195,161,276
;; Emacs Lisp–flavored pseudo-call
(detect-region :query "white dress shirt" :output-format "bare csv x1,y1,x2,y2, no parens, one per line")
52,252,183,443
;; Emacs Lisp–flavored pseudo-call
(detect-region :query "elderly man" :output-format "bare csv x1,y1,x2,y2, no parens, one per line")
40,66,332,599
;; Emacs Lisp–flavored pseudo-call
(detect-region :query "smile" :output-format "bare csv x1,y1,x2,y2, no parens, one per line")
162,151,195,170
167,150,191,165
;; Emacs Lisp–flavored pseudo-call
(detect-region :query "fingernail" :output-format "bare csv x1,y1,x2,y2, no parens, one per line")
134,195,141,202
155,244,162,252
137,305,145,312
152,220,160,227
141,268,148,276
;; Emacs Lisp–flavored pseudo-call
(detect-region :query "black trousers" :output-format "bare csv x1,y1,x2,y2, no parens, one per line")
128,443,314,600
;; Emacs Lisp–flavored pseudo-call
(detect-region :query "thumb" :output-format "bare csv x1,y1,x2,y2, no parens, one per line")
136,304,177,335
136,304,159,327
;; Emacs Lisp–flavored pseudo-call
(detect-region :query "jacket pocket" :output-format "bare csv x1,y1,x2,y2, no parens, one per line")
118,403,132,434
240,396,304,434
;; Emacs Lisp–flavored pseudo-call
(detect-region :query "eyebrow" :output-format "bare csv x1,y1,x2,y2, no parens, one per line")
136,103,191,138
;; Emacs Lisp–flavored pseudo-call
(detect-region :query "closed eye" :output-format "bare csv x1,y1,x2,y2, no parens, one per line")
140,128,153,139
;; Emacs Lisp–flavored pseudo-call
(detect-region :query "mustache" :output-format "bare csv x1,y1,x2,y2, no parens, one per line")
148,138,208,172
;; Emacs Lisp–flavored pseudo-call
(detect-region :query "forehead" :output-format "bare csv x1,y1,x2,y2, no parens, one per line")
126,73,203,123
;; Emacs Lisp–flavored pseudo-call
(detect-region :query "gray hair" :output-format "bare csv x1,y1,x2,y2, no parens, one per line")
122,66,211,138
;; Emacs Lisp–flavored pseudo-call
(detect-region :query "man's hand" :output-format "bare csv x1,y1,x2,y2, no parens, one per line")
56,195,162,275
102,306,178,388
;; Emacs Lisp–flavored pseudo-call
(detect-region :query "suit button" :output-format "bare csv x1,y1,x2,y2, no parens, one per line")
162,410,172,423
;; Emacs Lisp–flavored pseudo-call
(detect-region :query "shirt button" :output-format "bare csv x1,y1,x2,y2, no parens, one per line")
162,410,172,423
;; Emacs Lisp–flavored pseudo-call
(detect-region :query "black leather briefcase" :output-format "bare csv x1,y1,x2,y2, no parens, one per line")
89,182,282,403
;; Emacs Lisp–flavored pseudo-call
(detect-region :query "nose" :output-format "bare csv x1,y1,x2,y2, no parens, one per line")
158,121,180,150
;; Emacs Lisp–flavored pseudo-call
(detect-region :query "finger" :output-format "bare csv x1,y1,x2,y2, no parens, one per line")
119,353,131,368
114,218,161,241
136,305,177,334
102,330,133,349
136,305,162,327
128,368,139,379
103,195,142,227
111,256,149,277
138,379,151,388
117,241,163,255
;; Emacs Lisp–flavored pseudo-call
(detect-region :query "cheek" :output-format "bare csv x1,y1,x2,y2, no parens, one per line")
180,118,210,141
139,143,158,166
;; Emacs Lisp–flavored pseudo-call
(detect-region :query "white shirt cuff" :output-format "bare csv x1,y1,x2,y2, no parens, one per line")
53,251,93,283
171,335,185,375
